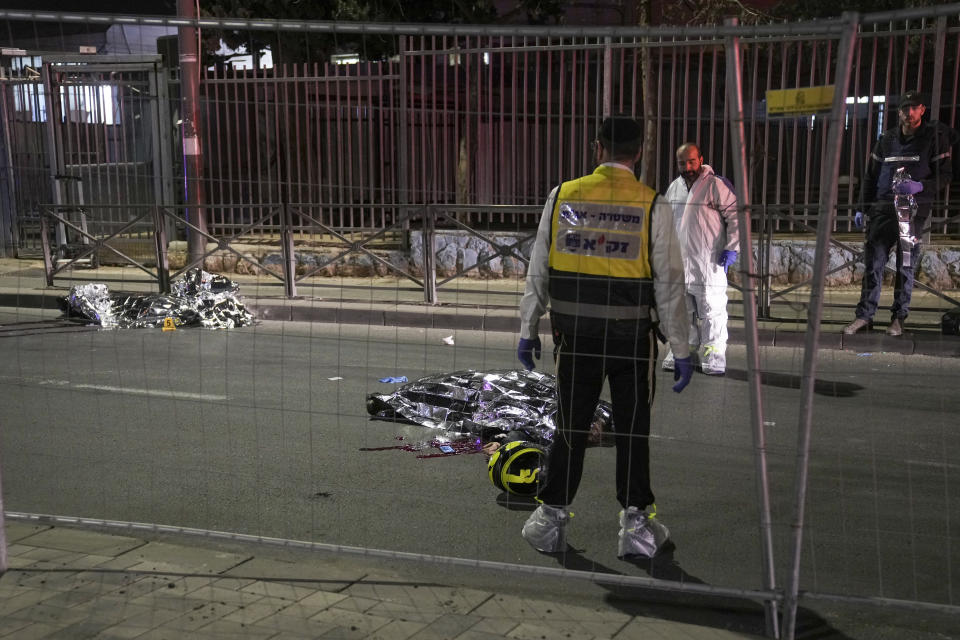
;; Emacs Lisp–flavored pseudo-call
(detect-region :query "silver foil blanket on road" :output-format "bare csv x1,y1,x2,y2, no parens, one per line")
366,369,613,446
62,269,255,329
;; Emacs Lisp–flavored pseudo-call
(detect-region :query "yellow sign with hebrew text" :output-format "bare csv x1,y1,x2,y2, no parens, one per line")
766,85,835,116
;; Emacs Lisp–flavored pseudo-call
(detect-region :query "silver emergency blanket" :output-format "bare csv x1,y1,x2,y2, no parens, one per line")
366,369,613,446
893,166,919,267
61,269,254,329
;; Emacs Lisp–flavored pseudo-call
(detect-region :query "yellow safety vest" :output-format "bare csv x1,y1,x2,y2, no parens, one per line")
547,165,657,338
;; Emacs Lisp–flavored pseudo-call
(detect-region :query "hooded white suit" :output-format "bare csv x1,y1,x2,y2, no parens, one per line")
664,164,739,366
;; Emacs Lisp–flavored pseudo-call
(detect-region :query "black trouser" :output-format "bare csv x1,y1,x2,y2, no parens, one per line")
538,330,657,510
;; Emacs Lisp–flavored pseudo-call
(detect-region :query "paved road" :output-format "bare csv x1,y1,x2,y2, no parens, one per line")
1,310,958,638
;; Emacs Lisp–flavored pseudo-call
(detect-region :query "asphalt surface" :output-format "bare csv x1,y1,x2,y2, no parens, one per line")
1,258,959,639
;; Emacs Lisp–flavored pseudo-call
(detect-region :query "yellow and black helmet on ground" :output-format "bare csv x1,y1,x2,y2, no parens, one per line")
487,441,546,495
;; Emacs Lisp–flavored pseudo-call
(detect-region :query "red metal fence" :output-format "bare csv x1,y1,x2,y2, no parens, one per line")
1,12,959,247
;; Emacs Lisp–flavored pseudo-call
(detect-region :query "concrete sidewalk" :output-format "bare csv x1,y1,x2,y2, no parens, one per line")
2,257,959,357
2,517,771,640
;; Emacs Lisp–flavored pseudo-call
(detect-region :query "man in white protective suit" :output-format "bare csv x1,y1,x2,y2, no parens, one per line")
662,142,739,376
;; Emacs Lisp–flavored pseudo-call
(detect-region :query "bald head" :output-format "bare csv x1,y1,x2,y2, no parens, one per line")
676,142,703,185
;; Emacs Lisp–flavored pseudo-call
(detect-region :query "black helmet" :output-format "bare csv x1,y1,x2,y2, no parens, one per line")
487,441,546,495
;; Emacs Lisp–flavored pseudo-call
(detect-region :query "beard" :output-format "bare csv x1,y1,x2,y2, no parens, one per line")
682,169,699,182
899,111,922,130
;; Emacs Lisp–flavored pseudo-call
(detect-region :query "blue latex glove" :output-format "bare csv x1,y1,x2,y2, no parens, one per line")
517,337,541,371
718,250,738,273
854,210,864,229
672,356,693,393
894,180,923,195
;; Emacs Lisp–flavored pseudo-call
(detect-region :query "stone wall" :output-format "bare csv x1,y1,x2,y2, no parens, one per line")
737,240,960,290
170,233,960,290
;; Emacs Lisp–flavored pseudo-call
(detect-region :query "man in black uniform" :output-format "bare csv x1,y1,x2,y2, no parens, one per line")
844,90,953,337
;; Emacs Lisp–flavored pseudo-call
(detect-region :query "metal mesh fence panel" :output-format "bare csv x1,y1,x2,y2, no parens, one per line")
0,8,959,640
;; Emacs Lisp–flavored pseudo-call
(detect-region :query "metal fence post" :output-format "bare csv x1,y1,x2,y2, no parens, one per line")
282,201,297,298
724,17,780,640
153,205,171,294
931,16,947,123
40,64,66,249
0,87,16,259
781,13,860,640
398,36,409,224
156,65,177,243
422,206,437,304
602,36,612,118
928,15,947,242
0,450,7,576
757,211,771,319
39,209,54,286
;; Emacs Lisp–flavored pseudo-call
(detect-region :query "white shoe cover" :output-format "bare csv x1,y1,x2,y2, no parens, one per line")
617,506,670,558
522,504,570,553
701,346,726,375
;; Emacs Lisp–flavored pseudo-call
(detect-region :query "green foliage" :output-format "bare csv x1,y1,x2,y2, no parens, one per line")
770,0,943,20
661,0,774,26
517,0,567,24
660,0,946,25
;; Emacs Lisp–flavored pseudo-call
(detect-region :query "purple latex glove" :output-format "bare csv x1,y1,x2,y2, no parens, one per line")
672,356,693,392
854,211,864,229
517,336,541,370
894,180,923,195
718,250,738,273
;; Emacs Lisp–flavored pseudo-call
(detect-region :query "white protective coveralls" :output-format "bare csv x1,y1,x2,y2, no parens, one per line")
663,164,739,366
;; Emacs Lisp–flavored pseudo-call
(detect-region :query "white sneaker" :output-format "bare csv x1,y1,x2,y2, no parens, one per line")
522,504,571,553
700,345,726,376
618,505,670,558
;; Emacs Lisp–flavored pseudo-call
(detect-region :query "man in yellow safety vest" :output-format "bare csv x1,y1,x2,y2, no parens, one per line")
516,116,693,558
